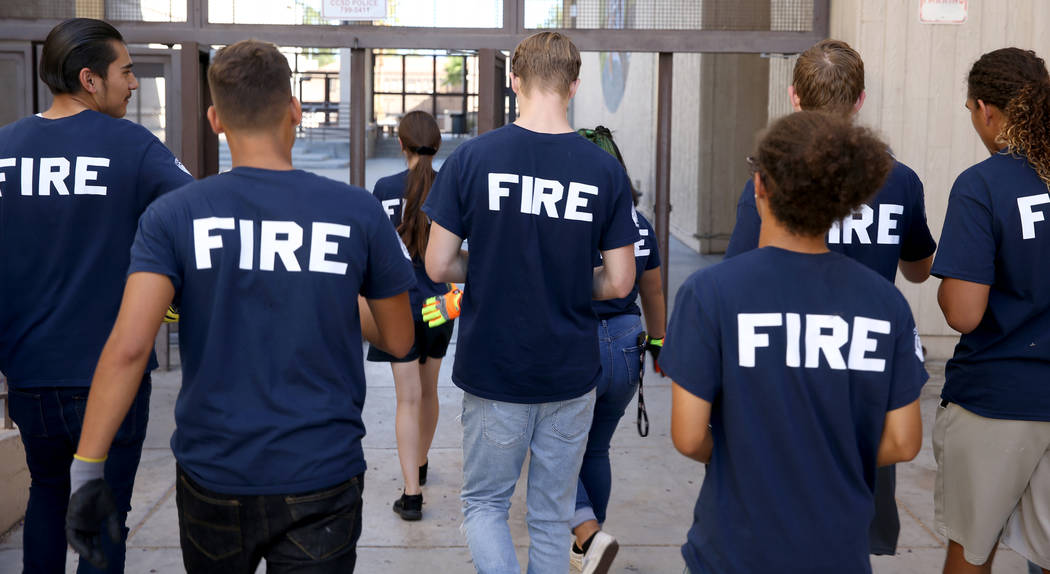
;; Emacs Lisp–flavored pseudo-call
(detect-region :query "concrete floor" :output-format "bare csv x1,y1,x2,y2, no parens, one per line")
0,238,1035,573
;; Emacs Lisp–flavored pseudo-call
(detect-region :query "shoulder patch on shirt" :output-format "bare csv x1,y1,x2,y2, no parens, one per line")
914,327,925,362
175,157,191,176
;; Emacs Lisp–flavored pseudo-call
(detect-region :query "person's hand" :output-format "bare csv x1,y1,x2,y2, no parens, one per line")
645,336,664,376
66,457,120,569
422,288,462,327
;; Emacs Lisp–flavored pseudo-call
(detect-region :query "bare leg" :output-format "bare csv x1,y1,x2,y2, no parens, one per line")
392,362,423,495
943,540,996,574
573,520,601,548
417,358,443,466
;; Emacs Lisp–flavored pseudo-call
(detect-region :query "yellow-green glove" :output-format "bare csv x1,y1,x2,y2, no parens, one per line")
421,288,462,327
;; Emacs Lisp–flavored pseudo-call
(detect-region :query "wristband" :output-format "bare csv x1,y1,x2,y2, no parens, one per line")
648,337,664,347
73,454,108,463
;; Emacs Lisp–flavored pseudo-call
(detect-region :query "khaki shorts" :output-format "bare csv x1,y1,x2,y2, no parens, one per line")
934,401,1050,568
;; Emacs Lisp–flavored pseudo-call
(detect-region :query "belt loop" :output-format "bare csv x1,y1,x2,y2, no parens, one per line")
939,398,950,409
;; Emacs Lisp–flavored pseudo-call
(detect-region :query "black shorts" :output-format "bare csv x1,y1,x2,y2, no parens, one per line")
366,319,455,364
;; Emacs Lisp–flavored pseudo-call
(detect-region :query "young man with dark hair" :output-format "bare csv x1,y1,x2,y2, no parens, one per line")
723,38,937,557
64,40,415,573
424,31,638,574
0,17,193,574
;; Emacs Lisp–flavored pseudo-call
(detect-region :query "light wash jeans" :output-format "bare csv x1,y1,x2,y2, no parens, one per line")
461,388,597,574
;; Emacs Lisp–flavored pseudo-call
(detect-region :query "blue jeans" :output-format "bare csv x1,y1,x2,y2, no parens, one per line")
9,377,151,574
572,314,643,529
176,467,364,574
460,389,596,574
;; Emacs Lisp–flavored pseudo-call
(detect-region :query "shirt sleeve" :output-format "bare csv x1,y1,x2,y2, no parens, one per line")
642,215,661,270
659,275,722,402
724,180,760,259
128,199,182,292
899,170,937,262
422,153,466,239
931,172,996,285
361,201,417,299
136,140,194,211
887,297,929,410
600,170,640,251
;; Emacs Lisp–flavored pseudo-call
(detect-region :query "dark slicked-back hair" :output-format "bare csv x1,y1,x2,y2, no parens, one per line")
40,18,124,95
207,40,292,131
754,111,892,237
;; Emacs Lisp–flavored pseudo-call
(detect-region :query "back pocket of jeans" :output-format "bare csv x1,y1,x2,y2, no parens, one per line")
284,478,360,561
177,475,242,561
482,401,531,447
552,392,595,440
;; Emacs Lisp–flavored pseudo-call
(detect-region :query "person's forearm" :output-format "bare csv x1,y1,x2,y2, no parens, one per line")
428,249,468,284
76,339,152,460
675,430,714,463
359,296,382,345
898,255,934,283
592,267,633,300
639,271,666,338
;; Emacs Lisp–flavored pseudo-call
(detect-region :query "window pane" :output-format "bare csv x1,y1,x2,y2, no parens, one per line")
436,56,466,94
374,94,404,123
404,56,435,94
209,0,502,28
374,55,405,93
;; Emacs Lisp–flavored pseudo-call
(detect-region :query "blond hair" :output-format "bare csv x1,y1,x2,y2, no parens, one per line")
511,31,581,97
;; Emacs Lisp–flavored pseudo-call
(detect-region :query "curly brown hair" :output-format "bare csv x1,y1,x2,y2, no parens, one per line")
755,111,893,237
968,48,1050,186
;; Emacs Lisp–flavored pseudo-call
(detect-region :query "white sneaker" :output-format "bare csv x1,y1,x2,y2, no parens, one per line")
570,544,585,571
581,531,619,574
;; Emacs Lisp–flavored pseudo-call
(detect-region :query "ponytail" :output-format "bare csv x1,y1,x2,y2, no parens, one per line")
396,111,442,260
1003,79,1050,186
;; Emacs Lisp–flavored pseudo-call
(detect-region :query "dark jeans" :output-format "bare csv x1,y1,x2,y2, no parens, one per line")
869,465,900,555
176,466,364,574
9,377,151,574
574,314,644,527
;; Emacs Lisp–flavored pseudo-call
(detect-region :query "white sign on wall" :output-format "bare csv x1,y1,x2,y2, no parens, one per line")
321,0,387,21
919,0,967,24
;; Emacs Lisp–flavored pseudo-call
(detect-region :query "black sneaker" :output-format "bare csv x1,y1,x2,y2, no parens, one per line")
393,492,423,521
419,460,429,486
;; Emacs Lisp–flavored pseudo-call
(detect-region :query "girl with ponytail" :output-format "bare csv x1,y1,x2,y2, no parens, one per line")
367,110,453,521
932,48,1050,574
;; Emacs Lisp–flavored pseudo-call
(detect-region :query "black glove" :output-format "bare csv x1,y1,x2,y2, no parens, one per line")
645,336,664,376
66,477,121,569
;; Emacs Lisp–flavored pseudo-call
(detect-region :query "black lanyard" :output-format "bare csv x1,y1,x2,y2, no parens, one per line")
636,331,650,437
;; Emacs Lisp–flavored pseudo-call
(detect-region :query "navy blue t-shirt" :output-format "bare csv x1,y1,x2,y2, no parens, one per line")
725,160,937,282
932,152,1050,421
422,123,639,403
0,110,193,388
373,169,451,310
128,167,415,494
660,247,927,574
593,209,661,318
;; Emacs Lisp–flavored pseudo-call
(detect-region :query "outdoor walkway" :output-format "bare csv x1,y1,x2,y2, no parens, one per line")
0,238,1034,572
